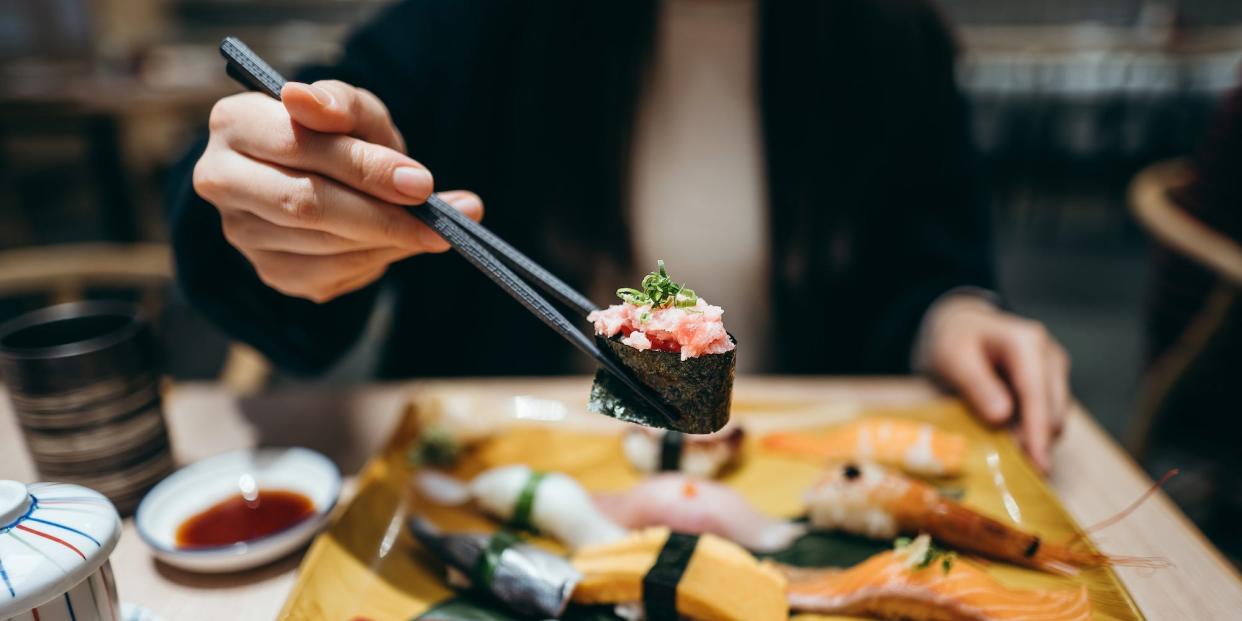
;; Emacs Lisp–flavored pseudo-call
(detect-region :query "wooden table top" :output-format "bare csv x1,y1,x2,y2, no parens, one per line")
2,377,1240,621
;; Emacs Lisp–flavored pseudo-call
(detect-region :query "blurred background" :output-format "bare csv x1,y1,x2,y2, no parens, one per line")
1,0,1240,560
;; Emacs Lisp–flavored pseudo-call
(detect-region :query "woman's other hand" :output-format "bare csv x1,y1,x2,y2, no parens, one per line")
920,295,1071,473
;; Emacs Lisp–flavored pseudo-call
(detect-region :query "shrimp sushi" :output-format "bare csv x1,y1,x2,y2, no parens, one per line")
592,473,806,552
782,535,1092,621
804,461,1109,574
762,417,968,476
588,260,736,434
621,423,744,477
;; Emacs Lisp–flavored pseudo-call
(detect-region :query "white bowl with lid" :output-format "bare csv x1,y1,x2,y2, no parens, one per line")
0,479,122,621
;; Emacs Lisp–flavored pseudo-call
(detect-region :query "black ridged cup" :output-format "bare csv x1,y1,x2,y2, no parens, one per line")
0,301,173,514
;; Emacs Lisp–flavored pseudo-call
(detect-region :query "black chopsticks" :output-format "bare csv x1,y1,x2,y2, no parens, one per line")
218,37,680,427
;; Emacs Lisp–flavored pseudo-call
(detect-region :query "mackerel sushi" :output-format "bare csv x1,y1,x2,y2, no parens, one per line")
587,261,736,434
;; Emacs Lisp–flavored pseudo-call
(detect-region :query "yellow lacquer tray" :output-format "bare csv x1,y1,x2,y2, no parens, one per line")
278,382,1142,621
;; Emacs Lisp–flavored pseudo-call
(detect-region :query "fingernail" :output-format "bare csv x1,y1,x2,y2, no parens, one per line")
304,84,334,108
393,167,433,197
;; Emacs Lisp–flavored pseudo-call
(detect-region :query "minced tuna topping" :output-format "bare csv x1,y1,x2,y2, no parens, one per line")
587,261,734,360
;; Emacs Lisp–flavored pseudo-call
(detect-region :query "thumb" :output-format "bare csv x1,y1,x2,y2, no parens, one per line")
935,346,1013,426
281,80,405,151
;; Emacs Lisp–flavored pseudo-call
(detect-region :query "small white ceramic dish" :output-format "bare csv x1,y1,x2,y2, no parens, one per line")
134,447,340,573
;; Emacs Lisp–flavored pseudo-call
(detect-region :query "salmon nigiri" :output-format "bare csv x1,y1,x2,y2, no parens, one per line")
782,535,1092,621
762,417,967,476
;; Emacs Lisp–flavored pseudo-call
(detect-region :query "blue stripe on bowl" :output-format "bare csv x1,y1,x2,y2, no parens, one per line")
0,495,37,533
26,517,101,547
0,553,13,597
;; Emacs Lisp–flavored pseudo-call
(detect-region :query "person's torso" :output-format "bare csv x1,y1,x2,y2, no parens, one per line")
365,0,970,378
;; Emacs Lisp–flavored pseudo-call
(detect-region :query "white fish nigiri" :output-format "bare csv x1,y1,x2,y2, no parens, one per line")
417,465,627,550
621,424,744,478
592,474,806,552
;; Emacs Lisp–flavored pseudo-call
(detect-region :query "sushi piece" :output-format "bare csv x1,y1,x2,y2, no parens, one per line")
571,528,789,621
416,465,628,550
803,461,1111,575
781,535,1092,621
762,417,968,477
621,423,744,478
592,474,806,553
587,261,736,434
408,517,581,618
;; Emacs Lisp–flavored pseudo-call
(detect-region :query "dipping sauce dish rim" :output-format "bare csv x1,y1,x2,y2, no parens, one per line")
134,447,341,557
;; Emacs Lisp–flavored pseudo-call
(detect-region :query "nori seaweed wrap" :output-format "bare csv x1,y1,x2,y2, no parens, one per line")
586,261,736,434
589,334,735,434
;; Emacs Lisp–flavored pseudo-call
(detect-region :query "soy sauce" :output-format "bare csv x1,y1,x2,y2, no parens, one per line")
175,489,314,548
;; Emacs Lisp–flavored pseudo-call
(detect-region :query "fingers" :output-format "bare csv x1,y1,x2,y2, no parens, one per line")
222,121,433,205
407,190,485,252
922,299,1072,474
226,121,433,206
221,210,378,255
996,323,1054,473
195,149,431,250
438,190,484,222
211,88,432,205
199,87,489,305
245,246,413,303
1045,343,1071,439
932,344,1013,426
228,192,477,302
281,80,406,151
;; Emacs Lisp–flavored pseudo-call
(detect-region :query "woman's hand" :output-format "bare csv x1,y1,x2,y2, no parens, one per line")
193,80,483,303
920,295,1071,473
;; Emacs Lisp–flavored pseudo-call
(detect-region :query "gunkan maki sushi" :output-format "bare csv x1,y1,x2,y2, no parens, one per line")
586,261,735,434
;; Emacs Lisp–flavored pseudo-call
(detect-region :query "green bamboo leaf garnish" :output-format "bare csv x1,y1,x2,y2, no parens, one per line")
615,260,699,309
409,425,461,467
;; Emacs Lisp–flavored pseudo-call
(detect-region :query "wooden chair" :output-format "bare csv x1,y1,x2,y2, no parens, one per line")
1126,158,1242,457
0,243,271,394
1130,159,1242,286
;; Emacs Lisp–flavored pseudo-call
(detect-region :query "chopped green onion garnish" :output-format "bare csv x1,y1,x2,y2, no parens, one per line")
615,260,699,309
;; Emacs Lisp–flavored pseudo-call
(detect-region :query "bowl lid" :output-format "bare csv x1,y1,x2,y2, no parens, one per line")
0,480,121,615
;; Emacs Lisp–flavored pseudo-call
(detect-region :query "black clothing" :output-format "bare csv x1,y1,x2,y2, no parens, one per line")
168,0,993,377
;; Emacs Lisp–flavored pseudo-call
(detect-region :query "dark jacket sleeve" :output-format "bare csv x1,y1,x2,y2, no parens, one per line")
859,3,994,371
763,0,994,374
165,1,446,375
